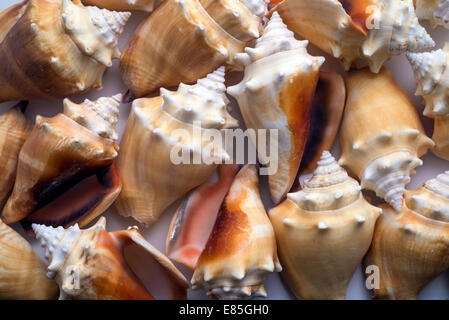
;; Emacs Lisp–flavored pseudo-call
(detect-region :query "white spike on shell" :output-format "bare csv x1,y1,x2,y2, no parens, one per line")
62,0,131,66
162,67,237,129
273,0,435,73
269,151,381,299
238,0,268,17
227,12,324,204
415,0,449,28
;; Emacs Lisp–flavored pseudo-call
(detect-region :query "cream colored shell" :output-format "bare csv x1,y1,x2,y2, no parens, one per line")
227,12,324,204
269,151,381,300
192,165,281,299
82,0,157,11
339,68,434,211
365,171,449,299
272,0,435,73
116,68,238,227
414,0,449,28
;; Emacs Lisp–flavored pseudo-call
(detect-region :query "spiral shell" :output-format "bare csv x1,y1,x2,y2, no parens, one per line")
33,217,189,299
407,43,449,160
269,151,381,300
0,0,130,102
192,165,282,299
0,218,58,299
1,94,122,233
120,0,263,98
365,171,449,299
227,12,325,204
271,0,435,73
339,68,434,211
116,67,238,227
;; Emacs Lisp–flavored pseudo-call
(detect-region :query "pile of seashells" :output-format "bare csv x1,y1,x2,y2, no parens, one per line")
2,0,449,300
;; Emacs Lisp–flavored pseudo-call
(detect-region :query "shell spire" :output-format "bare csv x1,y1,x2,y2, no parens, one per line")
62,0,131,67
161,67,238,129
63,93,121,141
237,11,310,66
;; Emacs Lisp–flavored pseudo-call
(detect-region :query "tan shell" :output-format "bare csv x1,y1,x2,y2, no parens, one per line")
227,12,325,204
271,0,435,72
0,102,31,209
1,95,121,232
269,151,381,300
33,217,189,299
120,0,262,98
0,218,58,299
116,68,238,227
0,0,130,102
365,171,449,299
192,165,282,299
339,68,434,211
81,0,157,11
407,43,449,160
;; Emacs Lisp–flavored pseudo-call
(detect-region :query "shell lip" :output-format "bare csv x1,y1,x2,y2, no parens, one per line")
21,162,121,236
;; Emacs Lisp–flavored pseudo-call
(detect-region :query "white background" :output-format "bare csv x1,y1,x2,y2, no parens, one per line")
2,0,449,300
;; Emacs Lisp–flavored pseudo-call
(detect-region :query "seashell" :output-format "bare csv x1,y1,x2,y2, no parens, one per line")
0,0,130,102
120,0,263,98
298,71,346,176
81,0,157,11
365,171,449,299
269,151,382,300
339,68,434,211
227,12,323,204
33,217,189,299
0,218,58,299
407,44,449,160
1,94,122,233
0,101,31,209
271,0,435,73
116,68,238,227
414,0,449,28
166,164,239,269
191,165,282,299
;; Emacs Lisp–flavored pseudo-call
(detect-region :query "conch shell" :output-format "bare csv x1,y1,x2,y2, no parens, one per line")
0,101,31,209
0,0,130,102
166,164,240,269
414,0,449,28
116,67,238,227
227,12,325,204
271,0,435,73
81,0,157,11
120,0,263,98
0,218,58,299
191,165,282,299
33,217,189,299
365,171,449,299
407,43,449,160
1,94,122,234
269,151,382,300
339,68,434,211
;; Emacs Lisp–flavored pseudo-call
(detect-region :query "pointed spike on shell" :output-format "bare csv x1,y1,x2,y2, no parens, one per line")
160,67,237,129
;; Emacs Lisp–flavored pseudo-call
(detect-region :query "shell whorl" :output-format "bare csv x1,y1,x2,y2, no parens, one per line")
161,67,238,129
239,0,267,17
63,94,121,141
405,171,449,222
62,0,131,66
237,11,310,66
407,45,449,117
287,151,362,211
362,151,423,211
